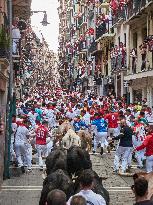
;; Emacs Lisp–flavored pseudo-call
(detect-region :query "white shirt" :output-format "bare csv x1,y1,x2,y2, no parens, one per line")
67,190,106,205
74,108,81,116
82,112,91,125
12,26,21,40
11,122,17,140
15,126,30,143
66,111,75,119
146,112,153,123
46,109,54,119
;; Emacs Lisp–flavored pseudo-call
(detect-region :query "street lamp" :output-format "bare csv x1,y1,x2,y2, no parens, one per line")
31,11,50,26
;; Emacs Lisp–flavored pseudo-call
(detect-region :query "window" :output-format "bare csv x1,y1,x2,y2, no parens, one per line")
142,27,147,41
133,32,137,49
124,33,126,47
118,36,120,46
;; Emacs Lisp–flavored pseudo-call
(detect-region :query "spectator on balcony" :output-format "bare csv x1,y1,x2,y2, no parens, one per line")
119,42,127,69
117,44,122,69
12,17,21,55
111,47,116,71
139,42,147,71
130,48,137,74
114,45,118,70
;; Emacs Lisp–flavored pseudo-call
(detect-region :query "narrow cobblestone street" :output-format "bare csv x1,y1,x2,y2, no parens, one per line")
0,152,136,205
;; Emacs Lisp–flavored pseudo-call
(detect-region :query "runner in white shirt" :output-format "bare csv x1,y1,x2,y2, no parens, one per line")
11,115,17,162
15,119,35,172
82,109,91,126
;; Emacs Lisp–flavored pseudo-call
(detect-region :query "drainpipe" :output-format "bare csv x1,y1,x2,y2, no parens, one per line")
4,0,13,179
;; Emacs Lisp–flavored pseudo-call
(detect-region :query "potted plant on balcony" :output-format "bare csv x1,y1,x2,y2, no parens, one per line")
0,27,10,58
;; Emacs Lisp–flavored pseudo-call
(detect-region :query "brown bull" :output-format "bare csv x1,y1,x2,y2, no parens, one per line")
77,130,92,151
58,121,73,135
54,122,74,147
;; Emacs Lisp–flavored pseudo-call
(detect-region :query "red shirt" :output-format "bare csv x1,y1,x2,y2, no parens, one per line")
99,108,105,116
36,125,48,145
136,134,153,156
105,112,119,128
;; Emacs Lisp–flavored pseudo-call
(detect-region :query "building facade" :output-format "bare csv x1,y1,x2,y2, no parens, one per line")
0,0,32,186
111,0,153,106
0,0,9,187
58,0,115,96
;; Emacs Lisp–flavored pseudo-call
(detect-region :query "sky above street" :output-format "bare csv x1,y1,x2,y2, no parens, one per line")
31,0,59,53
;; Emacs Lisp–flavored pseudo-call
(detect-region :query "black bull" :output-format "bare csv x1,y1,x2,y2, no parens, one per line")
40,146,110,205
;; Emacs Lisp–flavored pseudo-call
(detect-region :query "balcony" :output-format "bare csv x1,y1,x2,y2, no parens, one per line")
96,20,114,40
79,41,87,51
99,0,110,8
88,40,97,54
124,68,153,81
126,0,153,20
112,7,126,27
111,46,127,72
112,0,153,26
78,15,87,28
126,43,153,80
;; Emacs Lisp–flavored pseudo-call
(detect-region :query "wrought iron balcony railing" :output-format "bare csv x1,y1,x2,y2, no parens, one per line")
96,20,113,40
88,40,97,53
112,0,153,26
78,15,87,28
111,50,127,72
112,7,126,26
79,41,87,51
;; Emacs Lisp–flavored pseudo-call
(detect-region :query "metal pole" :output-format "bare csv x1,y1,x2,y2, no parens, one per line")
4,0,13,179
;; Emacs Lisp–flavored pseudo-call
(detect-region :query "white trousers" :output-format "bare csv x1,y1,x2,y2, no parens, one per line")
108,127,119,138
36,144,47,167
10,136,16,161
48,118,56,128
127,151,133,166
135,150,145,167
15,142,32,169
114,146,133,172
46,140,53,154
146,155,153,173
94,132,108,151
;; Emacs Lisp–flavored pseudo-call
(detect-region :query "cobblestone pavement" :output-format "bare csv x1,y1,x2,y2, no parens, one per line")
0,151,138,205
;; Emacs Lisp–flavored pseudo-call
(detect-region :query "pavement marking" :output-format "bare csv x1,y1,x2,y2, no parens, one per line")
2,186,42,188
1,188,42,191
1,185,132,192
108,190,132,192
2,185,131,188
10,165,46,169
1,188,132,192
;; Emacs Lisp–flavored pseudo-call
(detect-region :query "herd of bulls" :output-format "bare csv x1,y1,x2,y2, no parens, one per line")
39,146,110,205
38,121,153,204
52,121,93,151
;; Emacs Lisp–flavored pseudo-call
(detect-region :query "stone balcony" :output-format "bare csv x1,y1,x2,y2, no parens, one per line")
96,20,114,41
88,40,97,54
124,68,153,81
99,0,110,8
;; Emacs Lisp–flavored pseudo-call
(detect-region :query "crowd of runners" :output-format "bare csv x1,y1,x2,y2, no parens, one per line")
10,86,153,175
